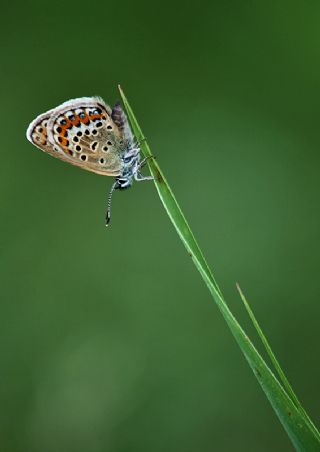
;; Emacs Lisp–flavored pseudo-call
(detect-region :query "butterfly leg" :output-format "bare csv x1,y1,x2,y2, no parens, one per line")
133,155,155,182
105,181,118,227
135,174,154,182
137,137,147,146
139,155,155,168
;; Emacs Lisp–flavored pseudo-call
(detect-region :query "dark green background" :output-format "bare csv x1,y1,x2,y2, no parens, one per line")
1,2,319,451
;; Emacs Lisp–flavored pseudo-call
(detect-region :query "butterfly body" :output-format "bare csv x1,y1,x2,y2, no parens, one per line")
26,96,152,225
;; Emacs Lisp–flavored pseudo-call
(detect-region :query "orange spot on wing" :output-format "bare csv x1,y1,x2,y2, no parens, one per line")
80,114,90,124
57,120,72,135
90,114,105,120
69,115,81,127
90,113,103,120
65,119,73,129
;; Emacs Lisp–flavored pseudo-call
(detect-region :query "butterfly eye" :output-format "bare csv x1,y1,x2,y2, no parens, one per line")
60,118,67,125
99,158,105,165
80,154,87,161
79,112,85,119
68,114,75,120
93,108,102,115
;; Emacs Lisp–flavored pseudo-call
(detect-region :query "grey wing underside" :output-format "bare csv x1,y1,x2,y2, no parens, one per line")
111,102,134,144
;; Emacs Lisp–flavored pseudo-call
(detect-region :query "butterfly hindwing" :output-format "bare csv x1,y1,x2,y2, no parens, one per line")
27,97,126,176
26,109,73,165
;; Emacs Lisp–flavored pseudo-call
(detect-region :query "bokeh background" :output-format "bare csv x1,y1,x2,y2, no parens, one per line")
1,1,320,451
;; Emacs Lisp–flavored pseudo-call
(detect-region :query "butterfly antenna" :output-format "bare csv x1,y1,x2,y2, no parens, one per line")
106,181,118,227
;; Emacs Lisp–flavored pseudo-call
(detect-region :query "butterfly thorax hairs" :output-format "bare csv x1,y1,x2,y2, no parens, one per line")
26,97,153,226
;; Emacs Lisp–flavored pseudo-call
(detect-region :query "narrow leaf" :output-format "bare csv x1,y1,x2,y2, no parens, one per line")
236,283,320,441
119,86,320,451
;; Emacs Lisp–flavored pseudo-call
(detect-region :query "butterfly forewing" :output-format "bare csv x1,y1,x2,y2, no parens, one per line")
111,101,134,143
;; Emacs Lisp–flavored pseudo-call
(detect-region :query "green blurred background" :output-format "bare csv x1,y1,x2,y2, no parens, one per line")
1,1,319,451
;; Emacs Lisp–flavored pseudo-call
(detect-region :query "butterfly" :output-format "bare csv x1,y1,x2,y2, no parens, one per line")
26,97,153,226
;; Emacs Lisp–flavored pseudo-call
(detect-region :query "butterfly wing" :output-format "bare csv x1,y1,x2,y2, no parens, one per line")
27,97,126,176
111,101,134,143
26,108,74,166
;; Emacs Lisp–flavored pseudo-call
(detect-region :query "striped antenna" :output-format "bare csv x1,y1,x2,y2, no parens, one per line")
105,181,118,227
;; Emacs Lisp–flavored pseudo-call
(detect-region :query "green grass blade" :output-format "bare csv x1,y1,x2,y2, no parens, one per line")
236,283,320,441
119,86,320,451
